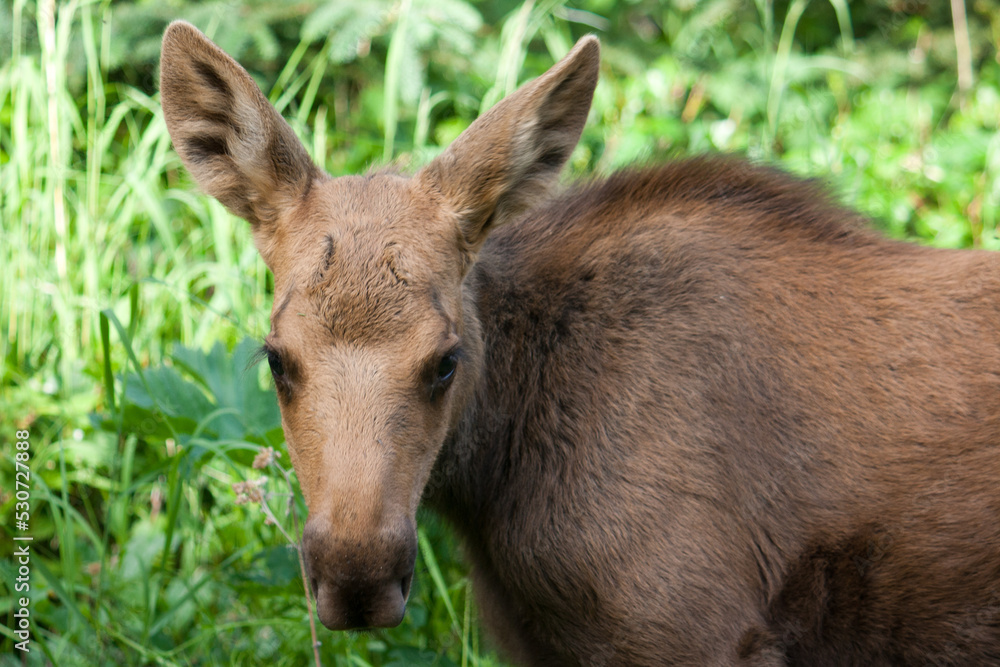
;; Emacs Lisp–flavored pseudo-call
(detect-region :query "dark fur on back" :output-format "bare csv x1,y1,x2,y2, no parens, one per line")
556,156,872,244
427,157,1000,665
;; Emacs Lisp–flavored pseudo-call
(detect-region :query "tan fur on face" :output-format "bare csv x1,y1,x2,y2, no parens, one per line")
261,173,468,515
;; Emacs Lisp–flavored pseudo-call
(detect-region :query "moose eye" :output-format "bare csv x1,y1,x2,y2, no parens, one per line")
430,351,459,401
267,348,284,377
437,353,458,384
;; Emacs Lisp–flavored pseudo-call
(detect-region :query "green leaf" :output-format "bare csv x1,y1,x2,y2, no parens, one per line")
123,365,215,422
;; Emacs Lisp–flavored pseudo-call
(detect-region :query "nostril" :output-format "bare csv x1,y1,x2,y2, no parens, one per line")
302,516,417,629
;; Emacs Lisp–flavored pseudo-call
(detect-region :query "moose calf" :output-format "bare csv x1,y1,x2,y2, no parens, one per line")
160,22,1000,666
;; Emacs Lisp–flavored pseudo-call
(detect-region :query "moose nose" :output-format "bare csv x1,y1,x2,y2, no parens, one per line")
301,515,418,630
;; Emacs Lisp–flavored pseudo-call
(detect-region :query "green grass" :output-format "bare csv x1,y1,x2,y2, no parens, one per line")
2,0,999,664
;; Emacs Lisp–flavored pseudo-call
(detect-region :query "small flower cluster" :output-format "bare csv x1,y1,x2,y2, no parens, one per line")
253,446,277,470
233,477,267,505
231,444,319,662
233,447,280,504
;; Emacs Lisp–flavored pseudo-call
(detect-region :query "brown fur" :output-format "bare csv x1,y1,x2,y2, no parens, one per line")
160,22,1000,666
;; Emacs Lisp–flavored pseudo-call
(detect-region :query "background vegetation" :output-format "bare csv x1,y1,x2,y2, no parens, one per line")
2,0,999,664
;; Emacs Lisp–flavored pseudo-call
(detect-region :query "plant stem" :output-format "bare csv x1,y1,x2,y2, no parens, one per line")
950,0,973,99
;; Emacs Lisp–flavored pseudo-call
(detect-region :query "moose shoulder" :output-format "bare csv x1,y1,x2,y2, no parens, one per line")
160,22,1000,666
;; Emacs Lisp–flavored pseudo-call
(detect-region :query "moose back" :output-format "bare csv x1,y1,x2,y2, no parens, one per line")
160,22,1000,666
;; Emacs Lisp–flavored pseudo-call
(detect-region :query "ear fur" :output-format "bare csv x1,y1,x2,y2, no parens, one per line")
417,36,600,260
160,21,321,232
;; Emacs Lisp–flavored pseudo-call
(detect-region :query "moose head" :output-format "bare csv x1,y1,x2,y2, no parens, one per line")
160,21,599,630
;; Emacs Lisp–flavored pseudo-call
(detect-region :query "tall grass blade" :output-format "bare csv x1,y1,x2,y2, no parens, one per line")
765,0,810,152
383,0,414,161
826,0,854,53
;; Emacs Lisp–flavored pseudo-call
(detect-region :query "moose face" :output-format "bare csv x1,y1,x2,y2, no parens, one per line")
160,20,598,629
259,175,477,629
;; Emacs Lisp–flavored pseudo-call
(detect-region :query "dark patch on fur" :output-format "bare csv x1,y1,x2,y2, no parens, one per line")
193,59,233,102
535,146,569,173
320,235,336,272
269,130,314,191
270,290,295,337
184,134,230,162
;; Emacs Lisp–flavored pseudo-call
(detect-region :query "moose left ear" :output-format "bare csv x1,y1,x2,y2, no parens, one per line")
160,21,321,240
417,36,600,259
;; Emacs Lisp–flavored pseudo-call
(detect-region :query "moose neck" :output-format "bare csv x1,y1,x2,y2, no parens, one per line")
422,234,562,536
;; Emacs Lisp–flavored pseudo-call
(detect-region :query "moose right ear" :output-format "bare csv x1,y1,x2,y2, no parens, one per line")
160,21,320,239
417,36,599,266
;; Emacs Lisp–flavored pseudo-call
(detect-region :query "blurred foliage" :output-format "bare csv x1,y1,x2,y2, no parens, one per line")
2,0,999,664
4,0,1000,226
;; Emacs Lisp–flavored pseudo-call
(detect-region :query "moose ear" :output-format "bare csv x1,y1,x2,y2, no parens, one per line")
160,21,320,234
417,36,599,259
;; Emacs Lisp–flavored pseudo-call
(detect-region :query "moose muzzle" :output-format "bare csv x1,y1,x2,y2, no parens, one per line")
301,514,418,630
